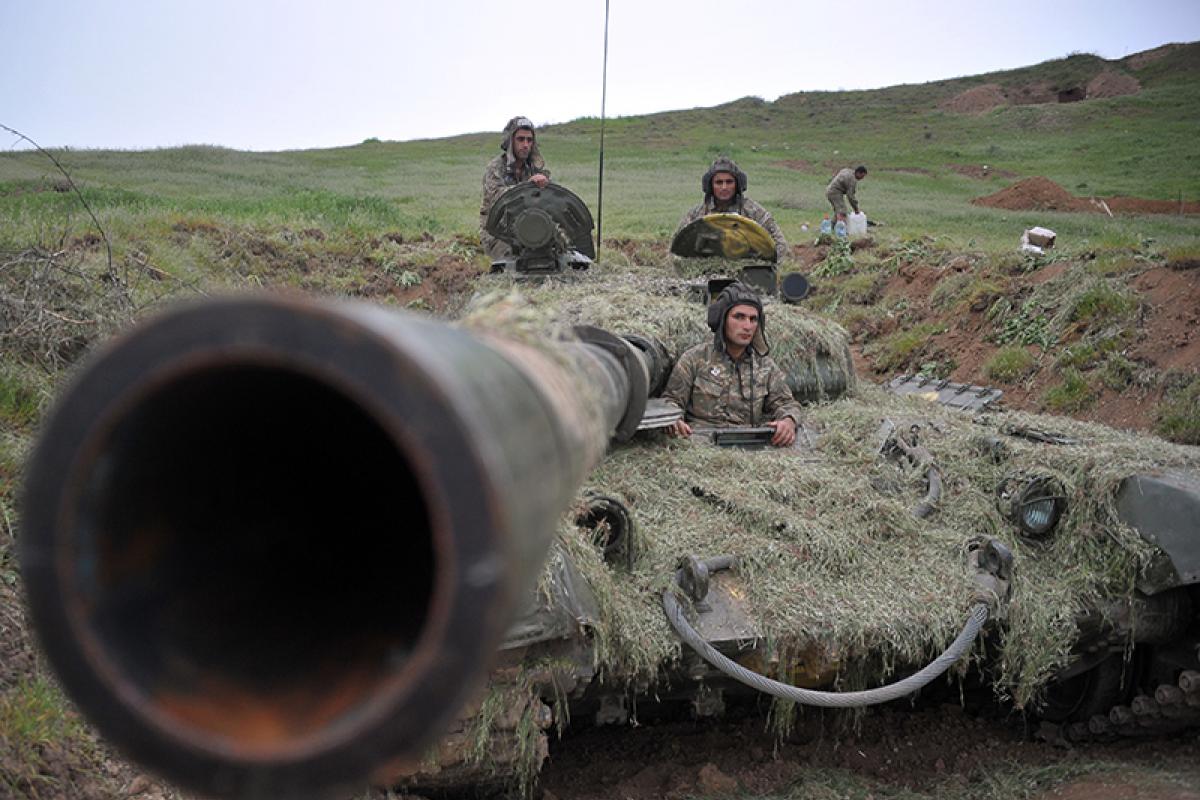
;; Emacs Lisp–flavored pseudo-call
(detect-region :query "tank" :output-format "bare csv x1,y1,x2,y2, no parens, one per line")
19,200,1200,799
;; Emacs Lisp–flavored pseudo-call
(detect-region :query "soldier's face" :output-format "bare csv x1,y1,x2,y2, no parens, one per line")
511,129,534,161
711,172,737,202
724,304,759,349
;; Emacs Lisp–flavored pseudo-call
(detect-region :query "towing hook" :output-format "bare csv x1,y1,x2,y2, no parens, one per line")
677,554,738,603
967,537,1014,617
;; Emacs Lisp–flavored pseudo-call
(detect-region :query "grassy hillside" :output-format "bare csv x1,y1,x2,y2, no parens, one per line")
2,42,1199,254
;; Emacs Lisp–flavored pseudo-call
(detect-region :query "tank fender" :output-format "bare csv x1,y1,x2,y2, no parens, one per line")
1116,471,1200,593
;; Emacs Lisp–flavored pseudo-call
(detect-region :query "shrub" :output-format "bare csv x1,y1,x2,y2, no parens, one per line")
1099,354,1137,391
1069,283,1136,328
864,322,946,374
1043,369,1095,413
813,239,853,277
839,271,884,304
1155,375,1200,445
994,299,1054,349
984,347,1035,383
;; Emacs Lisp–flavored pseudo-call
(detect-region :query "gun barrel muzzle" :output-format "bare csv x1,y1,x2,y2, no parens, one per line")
20,294,629,798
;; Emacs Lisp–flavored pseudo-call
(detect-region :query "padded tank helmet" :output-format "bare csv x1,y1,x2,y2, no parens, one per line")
706,281,769,356
499,115,546,172
500,116,537,152
701,156,748,197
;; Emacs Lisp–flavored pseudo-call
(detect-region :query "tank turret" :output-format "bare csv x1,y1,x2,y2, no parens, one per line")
484,183,595,274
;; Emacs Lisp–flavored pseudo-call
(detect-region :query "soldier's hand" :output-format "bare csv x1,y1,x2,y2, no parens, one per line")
530,174,549,189
669,419,693,438
768,418,797,448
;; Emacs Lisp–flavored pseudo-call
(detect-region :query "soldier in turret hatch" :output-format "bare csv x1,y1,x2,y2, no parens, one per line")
675,157,788,262
480,116,551,259
661,282,801,447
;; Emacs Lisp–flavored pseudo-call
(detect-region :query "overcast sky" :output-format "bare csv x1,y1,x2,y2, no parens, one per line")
3,0,1199,152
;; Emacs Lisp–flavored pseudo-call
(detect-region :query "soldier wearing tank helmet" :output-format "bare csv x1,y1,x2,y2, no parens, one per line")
660,282,801,447
480,116,551,259
676,157,789,262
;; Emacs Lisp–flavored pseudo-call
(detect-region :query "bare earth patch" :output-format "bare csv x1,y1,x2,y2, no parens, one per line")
832,245,1200,436
940,83,1008,114
1086,70,1142,99
973,177,1200,215
1125,43,1184,71
541,703,1200,800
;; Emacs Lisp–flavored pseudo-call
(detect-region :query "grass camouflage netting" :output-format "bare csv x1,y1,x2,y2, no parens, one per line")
463,280,1200,715
560,387,1199,710
468,265,856,402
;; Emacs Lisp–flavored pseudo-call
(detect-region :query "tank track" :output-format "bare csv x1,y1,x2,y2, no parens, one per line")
390,673,553,793
1047,670,1200,742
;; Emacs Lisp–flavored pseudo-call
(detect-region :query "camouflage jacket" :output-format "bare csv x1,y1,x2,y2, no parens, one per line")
661,341,802,428
825,168,859,212
676,196,789,262
479,153,551,231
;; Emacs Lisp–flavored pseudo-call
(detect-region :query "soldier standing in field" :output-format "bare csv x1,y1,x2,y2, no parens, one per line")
825,166,867,230
676,157,789,262
660,282,801,448
480,116,551,259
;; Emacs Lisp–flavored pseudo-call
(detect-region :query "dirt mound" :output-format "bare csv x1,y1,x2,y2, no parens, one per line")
1105,196,1200,214
942,74,1138,114
1007,80,1060,106
942,81,1071,114
940,83,1007,114
1086,70,1141,99
1125,43,1184,71
973,177,1200,215
972,177,1092,212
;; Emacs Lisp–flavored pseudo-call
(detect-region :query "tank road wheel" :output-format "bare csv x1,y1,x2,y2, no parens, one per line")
1040,654,1132,723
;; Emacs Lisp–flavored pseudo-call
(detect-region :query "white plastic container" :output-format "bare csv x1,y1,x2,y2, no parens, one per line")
847,212,868,238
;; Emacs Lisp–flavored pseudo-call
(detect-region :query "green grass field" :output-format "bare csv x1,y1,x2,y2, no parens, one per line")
2,43,1198,260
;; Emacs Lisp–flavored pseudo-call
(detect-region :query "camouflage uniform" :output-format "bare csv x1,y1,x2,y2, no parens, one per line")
825,168,860,216
661,341,801,428
480,117,551,259
676,196,789,262
661,282,801,429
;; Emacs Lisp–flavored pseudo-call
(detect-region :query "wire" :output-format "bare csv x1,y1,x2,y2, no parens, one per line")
596,0,610,257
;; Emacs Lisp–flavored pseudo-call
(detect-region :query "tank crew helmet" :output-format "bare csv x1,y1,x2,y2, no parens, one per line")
706,281,770,356
701,156,748,198
500,116,545,170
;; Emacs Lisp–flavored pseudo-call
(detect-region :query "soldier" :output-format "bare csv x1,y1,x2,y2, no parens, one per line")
480,116,551,259
661,282,801,447
825,166,867,229
676,157,789,262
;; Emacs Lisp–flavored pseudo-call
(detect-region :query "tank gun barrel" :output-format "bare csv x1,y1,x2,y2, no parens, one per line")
20,294,644,799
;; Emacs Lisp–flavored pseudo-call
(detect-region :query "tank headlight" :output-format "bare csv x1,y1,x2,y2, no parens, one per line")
996,473,1067,538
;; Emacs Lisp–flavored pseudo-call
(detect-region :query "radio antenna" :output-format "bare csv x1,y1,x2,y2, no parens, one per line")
596,0,610,257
